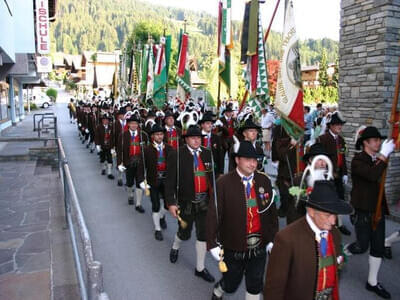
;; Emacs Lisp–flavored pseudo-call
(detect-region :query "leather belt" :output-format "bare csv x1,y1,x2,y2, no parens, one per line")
192,192,208,203
247,233,262,250
157,171,166,179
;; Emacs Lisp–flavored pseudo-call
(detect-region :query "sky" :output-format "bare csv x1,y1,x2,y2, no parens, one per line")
143,0,341,41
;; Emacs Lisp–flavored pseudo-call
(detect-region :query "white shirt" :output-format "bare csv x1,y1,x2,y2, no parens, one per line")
202,130,211,139
153,142,163,151
236,168,254,188
306,213,328,243
187,145,202,156
329,129,338,140
261,112,275,129
129,129,137,137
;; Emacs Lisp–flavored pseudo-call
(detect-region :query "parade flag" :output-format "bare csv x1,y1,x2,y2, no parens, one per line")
153,36,170,108
92,65,98,89
146,44,154,101
274,0,304,140
111,65,118,100
218,0,233,94
140,44,149,95
241,0,269,118
165,35,172,78
176,31,191,103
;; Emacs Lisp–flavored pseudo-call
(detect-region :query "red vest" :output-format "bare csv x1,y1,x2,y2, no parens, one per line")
123,123,129,132
194,154,208,193
246,184,261,234
227,119,234,137
129,133,141,156
166,128,178,149
156,146,166,172
316,232,339,300
336,138,344,169
202,135,211,148
104,126,111,146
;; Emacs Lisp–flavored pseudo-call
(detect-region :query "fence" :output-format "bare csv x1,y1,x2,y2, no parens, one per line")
58,138,110,300
0,134,110,300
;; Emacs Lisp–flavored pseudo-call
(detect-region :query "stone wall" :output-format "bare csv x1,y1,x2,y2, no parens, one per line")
339,0,400,204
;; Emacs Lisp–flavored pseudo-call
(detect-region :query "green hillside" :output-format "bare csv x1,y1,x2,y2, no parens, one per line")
51,0,338,67
50,0,339,101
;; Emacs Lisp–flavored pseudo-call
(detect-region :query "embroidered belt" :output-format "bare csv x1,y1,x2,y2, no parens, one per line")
192,192,208,203
318,256,334,270
194,170,207,177
315,287,333,300
247,233,262,249
229,245,266,260
157,171,166,179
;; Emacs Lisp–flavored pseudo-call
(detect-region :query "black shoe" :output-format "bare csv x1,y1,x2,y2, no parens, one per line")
160,217,167,229
86,144,89,149
82,140,85,144
101,169,106,175
135,205,145,213
90,149,94,153
366,282,391,299
108,174,115,180
195,268,215,283
154,230,163,241
117,179,123,186
128,197,134,205
339,225,351,236
170,249,179,263
384,246,392,259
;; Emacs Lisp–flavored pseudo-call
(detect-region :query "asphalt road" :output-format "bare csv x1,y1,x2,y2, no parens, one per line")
55,93,399,300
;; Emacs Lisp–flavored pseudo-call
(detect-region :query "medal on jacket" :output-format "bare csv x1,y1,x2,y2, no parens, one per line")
259,187,266,206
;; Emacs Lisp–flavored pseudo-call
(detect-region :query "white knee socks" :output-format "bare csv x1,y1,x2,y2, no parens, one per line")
385,231,400,247
152,212,161,231
245,292,260,300
368,255,382,286
172,234,182,250
159,206,166,219
107,163,112,175
127,187,134,198
135,188,143,207
213,284,224,298
195,240,207,272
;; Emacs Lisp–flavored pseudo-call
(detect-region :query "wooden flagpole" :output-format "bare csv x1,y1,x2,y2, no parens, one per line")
372,57,400,230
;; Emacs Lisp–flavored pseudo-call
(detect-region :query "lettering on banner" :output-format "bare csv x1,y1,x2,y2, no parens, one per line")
36,0,50,54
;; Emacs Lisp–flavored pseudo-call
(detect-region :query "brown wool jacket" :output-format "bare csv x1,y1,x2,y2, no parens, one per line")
116,129,148,167
206,170,278,252
164,146,213,208
143,143,174,187
264,217,341,300
317,132,348,176
351,151,388,214
95,123,114,149
272,125,297,182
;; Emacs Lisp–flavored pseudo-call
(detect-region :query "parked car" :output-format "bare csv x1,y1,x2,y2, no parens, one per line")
32,94,52,108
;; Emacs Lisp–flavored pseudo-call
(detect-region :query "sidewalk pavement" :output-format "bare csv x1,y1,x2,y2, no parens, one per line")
0,109,79,300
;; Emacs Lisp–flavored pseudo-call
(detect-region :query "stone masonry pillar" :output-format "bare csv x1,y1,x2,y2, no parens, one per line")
18,80,25,120
339,0,400,204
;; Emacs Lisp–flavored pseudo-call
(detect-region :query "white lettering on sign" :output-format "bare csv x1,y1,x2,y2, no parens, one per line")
36,0,50,54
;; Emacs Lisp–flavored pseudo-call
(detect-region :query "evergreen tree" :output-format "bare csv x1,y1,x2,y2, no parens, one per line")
318,49,329,87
